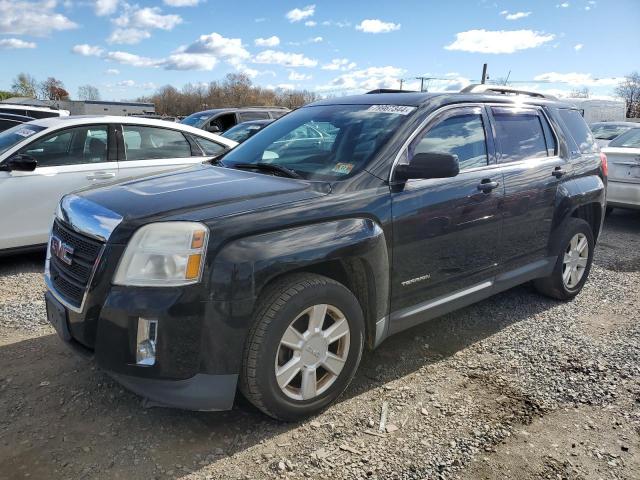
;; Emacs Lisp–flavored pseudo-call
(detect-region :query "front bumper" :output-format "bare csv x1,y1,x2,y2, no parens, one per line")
607,179,640,209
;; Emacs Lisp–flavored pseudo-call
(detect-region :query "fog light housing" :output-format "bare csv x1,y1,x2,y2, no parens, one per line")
136,318,157,366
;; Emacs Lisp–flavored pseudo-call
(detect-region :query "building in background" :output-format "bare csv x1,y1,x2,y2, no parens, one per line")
0,97,155,117
566,98,627,123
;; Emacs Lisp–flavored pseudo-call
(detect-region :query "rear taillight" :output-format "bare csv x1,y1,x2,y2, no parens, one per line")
600,152,608,177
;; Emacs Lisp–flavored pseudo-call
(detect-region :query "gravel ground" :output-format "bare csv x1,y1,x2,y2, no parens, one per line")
0,209,639,480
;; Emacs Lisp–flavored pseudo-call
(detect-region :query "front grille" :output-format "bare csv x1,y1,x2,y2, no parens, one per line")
49,219,104,308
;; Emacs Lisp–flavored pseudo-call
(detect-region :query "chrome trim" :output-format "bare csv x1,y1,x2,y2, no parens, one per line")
57,194,123,242
45,240,106,314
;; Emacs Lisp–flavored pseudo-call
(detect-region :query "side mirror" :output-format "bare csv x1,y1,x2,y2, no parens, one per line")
206,124,221,133
394,152,459,181
0,154,38,172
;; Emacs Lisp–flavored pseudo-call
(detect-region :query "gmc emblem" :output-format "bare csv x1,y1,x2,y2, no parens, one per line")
50,235,74,266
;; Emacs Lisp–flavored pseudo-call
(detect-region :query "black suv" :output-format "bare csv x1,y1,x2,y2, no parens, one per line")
45,86,607,421
181,106,289,133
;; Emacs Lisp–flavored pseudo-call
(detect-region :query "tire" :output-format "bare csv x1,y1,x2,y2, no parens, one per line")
534,218,594,300
239,273,365,421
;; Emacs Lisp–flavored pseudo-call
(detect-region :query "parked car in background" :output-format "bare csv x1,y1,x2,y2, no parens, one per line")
45,86,606,420
0,103,69,119
181,107,289,133
0,113,35,132
0,116,236,254
221,119,273,143
590,121,640,147
602,128,640,211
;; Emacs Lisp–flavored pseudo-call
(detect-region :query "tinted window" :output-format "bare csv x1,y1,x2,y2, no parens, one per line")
0,124,47,156
270,110,287,119
122,126,191,160
609,128,640,148
181,113,211,127
411,113,488,171
492,108,548,162
590,123,636,141
558,109,598,154
221,123,264,143
193,136,226,155
20,126,108,167
0,120,20,132
238,111,270,121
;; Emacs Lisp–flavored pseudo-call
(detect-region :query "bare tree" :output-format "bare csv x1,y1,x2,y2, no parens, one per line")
77,85,101,101
569,87,590,98
11,73,38,98
39,77,70,101
615,72,640,118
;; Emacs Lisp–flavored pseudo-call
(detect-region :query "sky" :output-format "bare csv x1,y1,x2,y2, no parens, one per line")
0,0,638,101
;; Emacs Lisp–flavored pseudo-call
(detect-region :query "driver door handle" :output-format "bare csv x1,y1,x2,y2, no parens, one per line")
477,179,500,193
552,167,566,178
86,172,115,180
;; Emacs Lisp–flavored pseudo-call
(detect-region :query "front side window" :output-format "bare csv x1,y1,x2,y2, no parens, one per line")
590,123,635,141
410,112,488,171
558,109,598,154
222,123,265,143
238,111,270,121
122,125,191,160
609,128,640,148
20,125,108,167
221,104,413,181
492,108,549,162
0,123,47,156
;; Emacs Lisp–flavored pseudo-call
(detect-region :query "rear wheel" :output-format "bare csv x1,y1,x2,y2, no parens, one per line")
534,218,594,300
240,273,364,421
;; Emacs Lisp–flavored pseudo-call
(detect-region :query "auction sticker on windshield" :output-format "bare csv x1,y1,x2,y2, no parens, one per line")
366,105,416,115
15,128,39,138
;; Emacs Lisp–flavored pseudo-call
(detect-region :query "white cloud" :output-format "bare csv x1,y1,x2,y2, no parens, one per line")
322,58,356,71
106,68,120,75
574,43,583,51
163,0,200,6
114,6,182,30
95,0,118,16
254,36,280,47
500,11,531,20
355,19,400,34
108,28,151,44
114,79,156,89
304,20,316,27
180,32,250,67
105,50,160,67
0,0,77,36
286,5,315,22
163,53,218,70
322,20,350,28
117,79,135,87
288,71,312,81
533,72,622,87
253,50,318,67
0,38,36,49
445,29,555,53
319,66,406,92
310,36,323,43
556,2,569,7
72,44,104,56
267,83,297,91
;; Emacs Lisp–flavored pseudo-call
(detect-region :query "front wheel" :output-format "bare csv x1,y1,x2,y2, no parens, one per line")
240,273,365,421
534,218,594,300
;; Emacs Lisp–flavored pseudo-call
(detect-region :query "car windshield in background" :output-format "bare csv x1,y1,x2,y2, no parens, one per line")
608,128,640,148
222,123,265,143
0,123,47,156
221,104,415,181
590,123,637,140
180,114,210,127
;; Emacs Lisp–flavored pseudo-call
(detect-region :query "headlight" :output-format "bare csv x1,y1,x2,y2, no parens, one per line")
113,222,209,287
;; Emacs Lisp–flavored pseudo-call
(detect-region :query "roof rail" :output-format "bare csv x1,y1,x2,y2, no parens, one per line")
460,84,557,100
243,105,290,110
366,89,418,94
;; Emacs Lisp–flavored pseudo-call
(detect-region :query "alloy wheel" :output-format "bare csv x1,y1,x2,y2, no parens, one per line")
563,232,589,289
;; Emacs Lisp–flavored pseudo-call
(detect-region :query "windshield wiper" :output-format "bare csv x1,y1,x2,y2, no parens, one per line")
233,162,302,179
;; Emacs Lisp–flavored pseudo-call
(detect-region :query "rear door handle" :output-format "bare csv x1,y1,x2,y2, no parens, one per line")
552,167,566,178
86,172,115,180
477,179,500,193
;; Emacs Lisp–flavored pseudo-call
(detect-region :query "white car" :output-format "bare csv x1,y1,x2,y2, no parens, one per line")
0,116,237,253
0,103,70,118
602,128,640,211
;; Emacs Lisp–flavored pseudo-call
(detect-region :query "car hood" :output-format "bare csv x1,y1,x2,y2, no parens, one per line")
75,164,330,226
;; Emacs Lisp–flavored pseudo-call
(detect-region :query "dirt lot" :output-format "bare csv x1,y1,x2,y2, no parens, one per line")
1,210,639,480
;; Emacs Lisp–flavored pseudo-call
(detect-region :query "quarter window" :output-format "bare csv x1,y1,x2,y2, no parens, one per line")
492,108,549,162
558,109,598,154
193,136,226,155
21,125,109,167
411,113,488,171
122,126,191,160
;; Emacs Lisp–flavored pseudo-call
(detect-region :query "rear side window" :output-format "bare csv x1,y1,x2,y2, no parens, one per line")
558,109,598,154
492,108,549,162
122,125,191,160
238,111,270,121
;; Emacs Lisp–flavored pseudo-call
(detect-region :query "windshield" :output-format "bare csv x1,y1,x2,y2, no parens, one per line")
221,104,415,180
608,128,640,148
181,113,210,127
590,123,636,140
0,123,47,156
222,123,264,143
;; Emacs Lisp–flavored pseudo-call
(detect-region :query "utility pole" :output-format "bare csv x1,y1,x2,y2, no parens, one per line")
481,63,488,84
399,78,404,90
415,76,430,92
